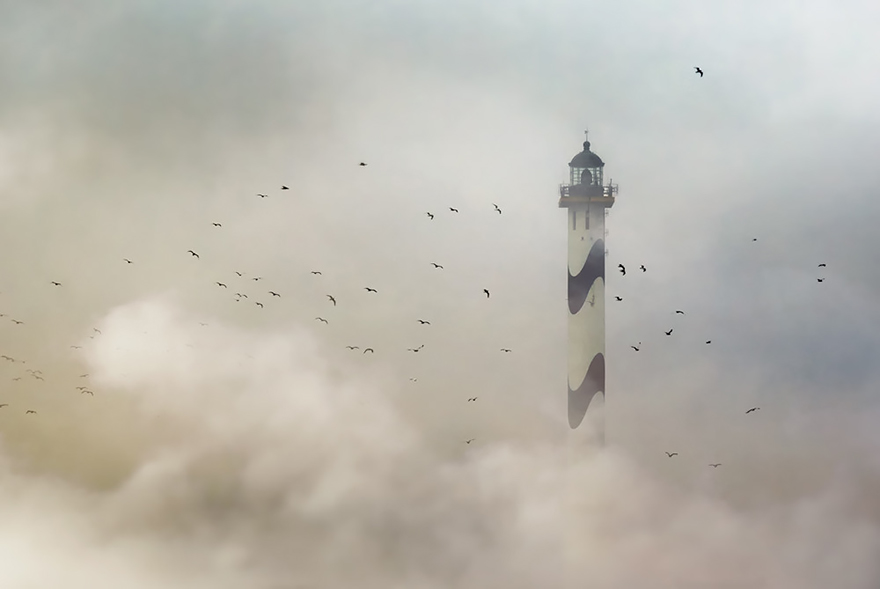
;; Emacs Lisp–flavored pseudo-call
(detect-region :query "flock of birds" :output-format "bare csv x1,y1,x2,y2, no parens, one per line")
0,160,519,448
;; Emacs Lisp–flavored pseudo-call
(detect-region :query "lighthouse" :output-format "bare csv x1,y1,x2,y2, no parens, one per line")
559,134,617,447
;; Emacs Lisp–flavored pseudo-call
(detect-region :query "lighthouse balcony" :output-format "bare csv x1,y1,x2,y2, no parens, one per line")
558,184,616,209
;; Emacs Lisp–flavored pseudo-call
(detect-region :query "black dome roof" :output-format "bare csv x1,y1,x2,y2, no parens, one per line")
569,141,604,168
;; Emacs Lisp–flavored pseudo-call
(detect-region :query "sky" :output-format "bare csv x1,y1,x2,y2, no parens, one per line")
2,0,880,587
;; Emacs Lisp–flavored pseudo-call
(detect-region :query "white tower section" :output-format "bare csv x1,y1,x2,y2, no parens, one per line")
559,138,617,449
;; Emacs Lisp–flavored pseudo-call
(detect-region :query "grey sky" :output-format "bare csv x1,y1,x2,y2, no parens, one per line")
2,1,880,587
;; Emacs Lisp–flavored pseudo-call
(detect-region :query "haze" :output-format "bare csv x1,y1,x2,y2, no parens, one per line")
2,1,880,588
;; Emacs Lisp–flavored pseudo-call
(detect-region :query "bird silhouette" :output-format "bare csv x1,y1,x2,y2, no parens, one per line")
281,185,289,190
252,277,262,281
449,207,459,212
76,386,87,390
188,250,200,258
493,203,502,214
465,438,475,444
818,263,826,267
614,296,623,301
675,310,685,315
746,407,760,414
25,410,36,415
311,271,322,275
235,271,243,277
50,281,62,286
417,320,431,325
1,356,13,362
327,295,336,306
212,223,222,227
639,265,646,272
11,320,23,325
346,346,360,350
123,258,133,264
82,390,94,396
752,238,757,242
364,287,377,293
363,348,374,354
431,263,444,269
665,452,678,458
255,302,264,308
631,343,641,352
694,67,704,77
11,378,20,381
665,329,673,336
483,289,490,298
269,291,280,297
216,282,227,288
618,264,626,275
407,345,425,353
467,397,477,402
79,374,89,378
817,278,825,283
500,348,512,353
427,212,434,219
359,162,367,166
409,378,417,382
70,345,82,349
315,317,328,324
0,404,6,408
705,340,712,344
258,194,268,198
709,463,721,468
235,293,248,299
93,329,101,334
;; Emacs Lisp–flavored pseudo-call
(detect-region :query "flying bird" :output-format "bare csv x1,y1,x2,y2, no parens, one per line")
235,271,243,277
483,289,490,298
818,263,826,267
311,271,322,275
281,185,289,190
618,264,626,275
0,404,6,408
465,438,475,444
449,207,459,213
79,374,88,378
363,348,374,354
70,345,81,349
426,212,434,220
431,263,444,269
614,296,623,301
675,310,685,315
746,407,760,414
631,343,642,352
212,222,222,227
11,320,23,325
81,390,94,396
76,386,87,391
417,320,430,325
705,340,712,344
665,452,678,458
327,295,336,306
694,67,704,77
493,203,501,214
409,378,417,382
269,291,280,297
93,329,101,334
500,348,512,353
11,378,20,381
752,238,757,242
315,317,328,324
709,463,721,468
639,265,646,272
252,277,262,281
235,293,248,298
346,346,360,350
50,281,62,286
1,356,14,362
817,278,825,283
187,250,200,258
216,282,227,288
255,302,264,308
25,410,36,415
467,397,477,402
258,194,268,198
364,287,377,293
359,162,367,166
123,258,133,264
665,329,673,336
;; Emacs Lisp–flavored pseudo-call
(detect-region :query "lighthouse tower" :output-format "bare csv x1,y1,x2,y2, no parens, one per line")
559,134,617,448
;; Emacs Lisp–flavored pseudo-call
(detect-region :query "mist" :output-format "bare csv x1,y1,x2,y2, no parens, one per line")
2,1,880,587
